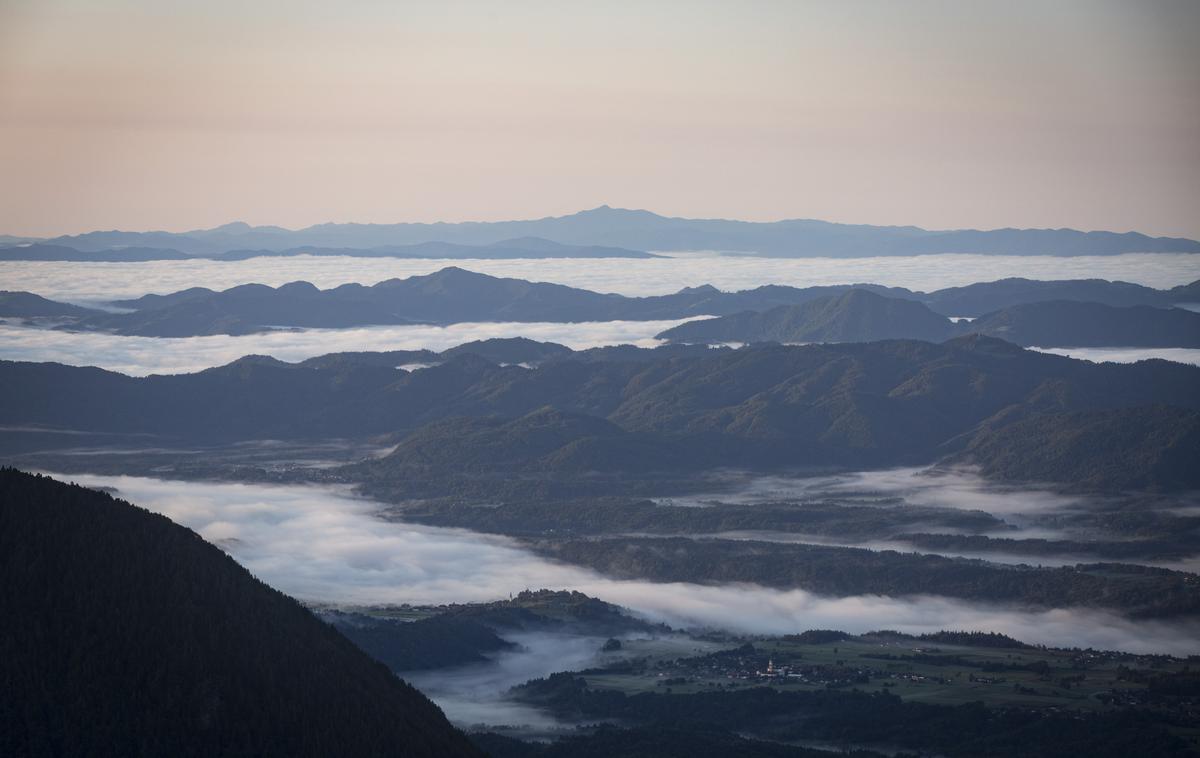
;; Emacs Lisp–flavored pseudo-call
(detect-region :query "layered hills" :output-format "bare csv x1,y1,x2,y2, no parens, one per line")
2,338,1197,491
4,268,1197,340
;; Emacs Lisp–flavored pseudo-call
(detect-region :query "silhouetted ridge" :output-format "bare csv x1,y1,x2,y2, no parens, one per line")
23,271,1196,339
3,340,1198,489
964,300,1200,348
0,290,100,319
14,207,1197,257
0,468,480,758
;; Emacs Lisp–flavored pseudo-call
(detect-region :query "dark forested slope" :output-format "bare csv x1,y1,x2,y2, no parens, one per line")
0,469,479,758
965,300,1200,348
954,405,1200,490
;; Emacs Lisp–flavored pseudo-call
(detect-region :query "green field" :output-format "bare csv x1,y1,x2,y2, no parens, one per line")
581,633,1196,715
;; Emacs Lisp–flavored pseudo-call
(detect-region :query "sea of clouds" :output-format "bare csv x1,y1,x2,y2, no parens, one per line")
0,319,691,375
2,321,1198,375
3,251,1197,373
1029,346,1200,366
52,473,1200,656
4,252,1199,305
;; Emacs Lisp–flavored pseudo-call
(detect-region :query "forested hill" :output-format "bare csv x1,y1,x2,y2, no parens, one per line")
657,292,1200,348
2,338,1198,491
657,289,959,344
0,469,480,758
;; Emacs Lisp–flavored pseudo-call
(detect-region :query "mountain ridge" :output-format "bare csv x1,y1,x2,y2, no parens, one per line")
658,291,1200,348
0,468,479,757
6,270,1197,338
5,207,1197,257
3,338,1198,491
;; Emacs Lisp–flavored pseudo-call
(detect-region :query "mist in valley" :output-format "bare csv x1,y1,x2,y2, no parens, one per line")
0,319,689,376
402,631,645,730
52,473,1200,656
1029,345,1200,366
653,466,1086,518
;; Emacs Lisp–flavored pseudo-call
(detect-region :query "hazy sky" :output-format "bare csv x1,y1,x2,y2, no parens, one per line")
1,0,1197,237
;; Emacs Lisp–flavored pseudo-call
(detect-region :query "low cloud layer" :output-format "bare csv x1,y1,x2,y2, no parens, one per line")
1030,346,1200,367
403,630,720,729
4,253,1197,372
403,631,622,729
659,467,1084,517
0,319,687,375
50,473,1200,656
3,252,1197,305
3,323,1197,376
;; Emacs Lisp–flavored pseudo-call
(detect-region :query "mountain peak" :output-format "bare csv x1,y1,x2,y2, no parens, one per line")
422,266,493,280
212,221,252,232
676,284,721,295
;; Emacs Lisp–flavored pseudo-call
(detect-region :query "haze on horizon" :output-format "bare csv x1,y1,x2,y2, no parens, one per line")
1,0,1198,239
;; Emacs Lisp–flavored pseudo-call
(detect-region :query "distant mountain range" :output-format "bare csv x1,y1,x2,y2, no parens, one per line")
4,206,1198,258
2,337,1197,491
0,469,478,757
4,269,1197,345
657,289,1200,348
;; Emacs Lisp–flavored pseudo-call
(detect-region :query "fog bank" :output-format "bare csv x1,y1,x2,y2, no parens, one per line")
4,252,1198,305
1030,346,1200,367
657,467,1083,517
0,319,685,376
48,473,1200,656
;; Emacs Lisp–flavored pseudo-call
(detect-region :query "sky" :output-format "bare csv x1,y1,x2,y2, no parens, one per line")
1,0,1197,238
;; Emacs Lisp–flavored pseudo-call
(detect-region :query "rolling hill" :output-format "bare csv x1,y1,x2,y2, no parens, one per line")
3,338,1197,491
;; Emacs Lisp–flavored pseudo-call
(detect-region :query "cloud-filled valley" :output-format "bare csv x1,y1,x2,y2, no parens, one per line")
4,252,1199,306
54,473,1200,657
1029,346,1200,366
3,319,1199,376
0,319,693,375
